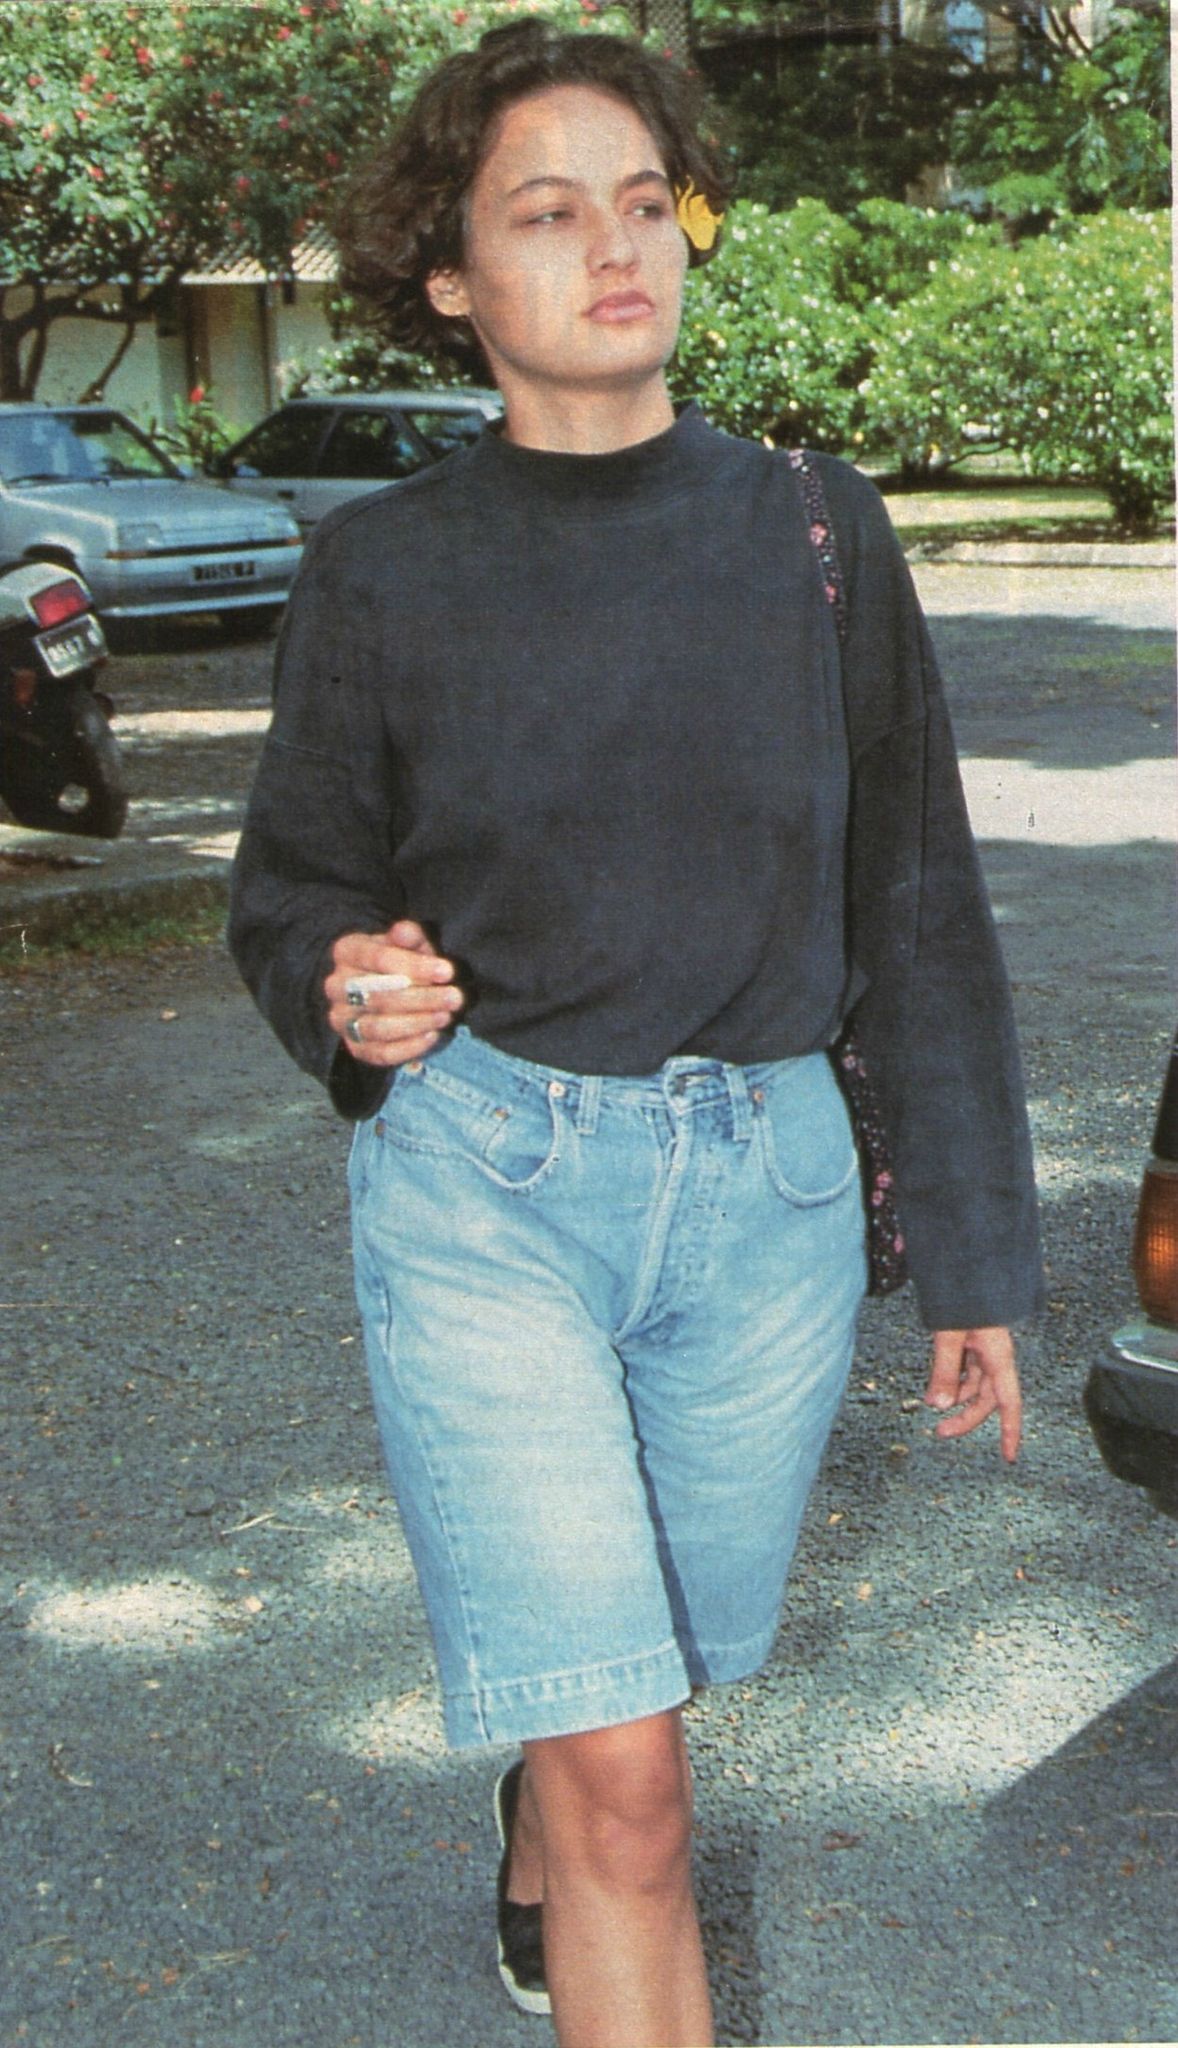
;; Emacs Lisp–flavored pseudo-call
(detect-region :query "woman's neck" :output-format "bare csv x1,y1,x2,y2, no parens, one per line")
498,377,676,455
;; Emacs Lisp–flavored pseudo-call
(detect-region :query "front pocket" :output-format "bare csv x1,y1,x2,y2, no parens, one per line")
755,1061,860,1208
373,1061,561,1192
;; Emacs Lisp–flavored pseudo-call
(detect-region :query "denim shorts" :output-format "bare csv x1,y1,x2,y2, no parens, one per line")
348,1026,866,1750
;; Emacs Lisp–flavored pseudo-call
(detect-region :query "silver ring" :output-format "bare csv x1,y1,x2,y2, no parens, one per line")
345,985,367,1009
346,1016,363,1045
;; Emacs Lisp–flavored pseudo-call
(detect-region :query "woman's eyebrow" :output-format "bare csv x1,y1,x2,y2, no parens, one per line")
506,169,672,198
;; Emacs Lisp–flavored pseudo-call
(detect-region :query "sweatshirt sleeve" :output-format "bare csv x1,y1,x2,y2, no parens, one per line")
227,510,404,1120
816,457,1043,1329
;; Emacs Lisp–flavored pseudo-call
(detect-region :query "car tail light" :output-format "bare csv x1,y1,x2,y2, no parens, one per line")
1133,1164,1178,1325
31,577,90,629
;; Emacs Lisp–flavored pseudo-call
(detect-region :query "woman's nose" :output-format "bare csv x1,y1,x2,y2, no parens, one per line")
587,209,638,270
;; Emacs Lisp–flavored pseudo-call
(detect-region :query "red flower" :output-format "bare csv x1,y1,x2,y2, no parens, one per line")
452,6,467,19
80,72,97,90
277,114,291,129
190,384,206,403
235,172,251,192
85,163,105,179
27,72,44,86
324,149,340,169
277,23,292,37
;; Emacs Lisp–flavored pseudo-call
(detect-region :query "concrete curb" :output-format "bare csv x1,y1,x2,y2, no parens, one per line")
1,859,230,948
904,539,1175,567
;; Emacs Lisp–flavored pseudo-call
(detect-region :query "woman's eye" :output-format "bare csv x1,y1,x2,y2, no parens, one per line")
525,207,573,226
634,201,670,219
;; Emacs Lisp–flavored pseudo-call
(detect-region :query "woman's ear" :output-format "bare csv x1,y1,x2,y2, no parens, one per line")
426,269,472,321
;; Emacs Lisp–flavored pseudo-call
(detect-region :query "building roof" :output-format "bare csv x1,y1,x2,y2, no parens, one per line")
182,223,337,287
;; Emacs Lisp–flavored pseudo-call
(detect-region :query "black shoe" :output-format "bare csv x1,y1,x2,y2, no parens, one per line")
494,1760,550,2016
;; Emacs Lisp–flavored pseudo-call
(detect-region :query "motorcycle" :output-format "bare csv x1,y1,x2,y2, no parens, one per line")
0,562,127,839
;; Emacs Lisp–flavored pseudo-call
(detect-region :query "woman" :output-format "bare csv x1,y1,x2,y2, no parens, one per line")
229,21,1041,2047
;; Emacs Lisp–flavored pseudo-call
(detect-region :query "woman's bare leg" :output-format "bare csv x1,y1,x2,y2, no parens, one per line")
520,1706,713,2048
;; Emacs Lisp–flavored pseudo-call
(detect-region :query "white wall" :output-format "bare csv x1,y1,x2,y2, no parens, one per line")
271,284,335,395
9,285,173,421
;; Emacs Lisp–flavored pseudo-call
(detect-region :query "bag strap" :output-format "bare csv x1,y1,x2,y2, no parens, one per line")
786,446,911,1297
784,447,848,643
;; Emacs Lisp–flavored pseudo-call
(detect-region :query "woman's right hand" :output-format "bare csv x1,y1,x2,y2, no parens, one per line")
324,919,465,1069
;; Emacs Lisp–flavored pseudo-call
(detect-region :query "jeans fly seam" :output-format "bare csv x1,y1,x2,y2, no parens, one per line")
611,1114,693,1347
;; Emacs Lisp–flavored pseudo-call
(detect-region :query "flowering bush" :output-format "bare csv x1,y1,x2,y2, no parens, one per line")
149,387,240,471
859,210,1173,526
670,199,870,449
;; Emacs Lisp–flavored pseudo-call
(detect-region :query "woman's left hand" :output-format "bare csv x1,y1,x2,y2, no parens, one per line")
924,1327,1022,1463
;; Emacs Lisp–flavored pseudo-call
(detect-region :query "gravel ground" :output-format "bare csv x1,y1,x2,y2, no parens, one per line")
1,568,1175,2048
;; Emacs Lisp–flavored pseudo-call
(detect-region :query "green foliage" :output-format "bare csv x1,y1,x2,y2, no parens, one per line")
697,30,994,215
310,318,461,394
670,199,870,448
843,198,1002,308
0,0,630,399
951,4,1171,228
670,193,1172,528
860,211,1173,528
149,386,242,470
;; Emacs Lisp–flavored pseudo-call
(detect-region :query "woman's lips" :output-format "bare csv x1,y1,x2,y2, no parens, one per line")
586,290,655,323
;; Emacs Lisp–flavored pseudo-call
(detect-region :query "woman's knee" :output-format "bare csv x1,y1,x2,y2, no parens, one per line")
525,1710,693,1893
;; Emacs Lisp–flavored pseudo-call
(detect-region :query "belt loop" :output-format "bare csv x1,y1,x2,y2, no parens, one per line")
725,1064,753,1143
575,1073,602,1136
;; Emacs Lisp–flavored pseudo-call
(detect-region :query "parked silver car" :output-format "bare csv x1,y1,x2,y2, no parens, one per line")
0,404,303,630
212,389,502,531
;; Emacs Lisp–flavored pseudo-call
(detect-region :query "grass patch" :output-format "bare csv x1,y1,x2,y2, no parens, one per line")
0,888,227,970
878,476,1173,545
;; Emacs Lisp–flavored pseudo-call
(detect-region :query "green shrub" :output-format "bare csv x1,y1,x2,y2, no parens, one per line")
1004,212,1174,530
860,210,1173,526
847,198,1006,311
148,386,240,471
671,198,870,449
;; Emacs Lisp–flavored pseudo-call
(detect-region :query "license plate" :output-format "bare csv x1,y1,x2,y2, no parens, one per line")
35,612,107,678
192,560,257,584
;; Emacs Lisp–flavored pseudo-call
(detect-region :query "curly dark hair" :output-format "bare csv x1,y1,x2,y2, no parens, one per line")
335,18,732,374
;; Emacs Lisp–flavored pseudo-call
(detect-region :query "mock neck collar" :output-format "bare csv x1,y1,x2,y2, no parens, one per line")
467,403,726,508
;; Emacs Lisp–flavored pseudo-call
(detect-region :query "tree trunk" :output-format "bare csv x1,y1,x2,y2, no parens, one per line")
0,292,25,403
77,292,140,403
23,284,49,399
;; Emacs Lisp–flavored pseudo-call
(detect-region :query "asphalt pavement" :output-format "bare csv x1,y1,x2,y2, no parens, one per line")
1,552,1175,2048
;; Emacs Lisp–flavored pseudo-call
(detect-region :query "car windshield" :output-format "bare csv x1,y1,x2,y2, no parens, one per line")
0,411,177,486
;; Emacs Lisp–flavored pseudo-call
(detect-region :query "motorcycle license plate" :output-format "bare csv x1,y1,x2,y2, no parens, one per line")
192,560,257,584
34,612,107,678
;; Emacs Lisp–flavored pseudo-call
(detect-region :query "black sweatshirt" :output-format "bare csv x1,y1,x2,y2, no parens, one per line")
228,406,1043,1329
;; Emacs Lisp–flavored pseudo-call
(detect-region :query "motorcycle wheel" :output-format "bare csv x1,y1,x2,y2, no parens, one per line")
0,682,129,839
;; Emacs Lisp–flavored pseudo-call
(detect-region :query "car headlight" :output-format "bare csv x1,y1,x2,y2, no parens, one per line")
108,522,166,558
261,512,301,542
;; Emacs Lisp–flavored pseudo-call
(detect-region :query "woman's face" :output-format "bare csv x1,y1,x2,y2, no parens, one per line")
427,84,688,411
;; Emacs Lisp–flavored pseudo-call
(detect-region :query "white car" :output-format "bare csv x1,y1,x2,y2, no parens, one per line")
212,389,502,531
0,403,303,631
